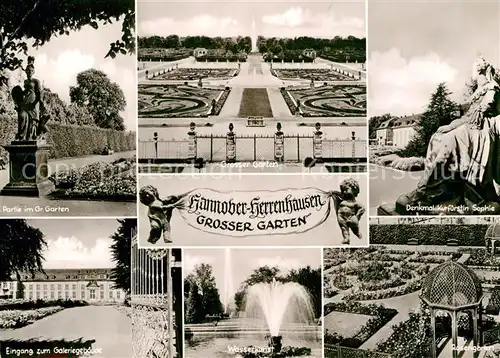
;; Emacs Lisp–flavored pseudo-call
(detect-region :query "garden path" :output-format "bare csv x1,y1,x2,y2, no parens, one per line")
0,306,131,357
358,291,421,350
369,164,424,215
0,151,136,217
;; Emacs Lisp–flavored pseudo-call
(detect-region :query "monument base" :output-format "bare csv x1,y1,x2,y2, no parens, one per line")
0,140,55,197
379,181,500,216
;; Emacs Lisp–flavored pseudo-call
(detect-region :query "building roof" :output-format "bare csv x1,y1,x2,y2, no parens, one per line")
421,261,482,309
377,119,395,130
18,268,113,282
486,221,500,239
392,114,420,128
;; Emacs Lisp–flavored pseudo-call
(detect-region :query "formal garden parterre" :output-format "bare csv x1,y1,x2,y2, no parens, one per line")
324,245,500,358
150,68,239,80
272,69,354,81
283,85,366,117
138,84,230,118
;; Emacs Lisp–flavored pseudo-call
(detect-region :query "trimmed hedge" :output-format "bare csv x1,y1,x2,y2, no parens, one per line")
369,224,488,246
0,116,136,159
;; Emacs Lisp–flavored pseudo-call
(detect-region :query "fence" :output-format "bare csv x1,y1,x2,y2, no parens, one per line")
139,134,366,163
131,238,183,358
324,345,392,358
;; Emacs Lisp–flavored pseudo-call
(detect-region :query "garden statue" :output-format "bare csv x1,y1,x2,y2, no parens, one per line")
210,99,217,115
139,185,183,244
198,77,203,87
330,179,365,244
11,56,49,141
392,56,500,215
310,77,314,88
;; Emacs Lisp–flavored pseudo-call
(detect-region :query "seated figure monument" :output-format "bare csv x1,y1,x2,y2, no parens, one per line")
379,57,500,215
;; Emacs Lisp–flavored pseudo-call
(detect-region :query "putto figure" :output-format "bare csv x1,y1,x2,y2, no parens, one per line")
139,185,181,244
11,56,49,141
331,179,365,244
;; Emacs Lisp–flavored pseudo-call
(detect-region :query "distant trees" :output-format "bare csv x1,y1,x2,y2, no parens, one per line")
400,83,459,158
138,35,252,53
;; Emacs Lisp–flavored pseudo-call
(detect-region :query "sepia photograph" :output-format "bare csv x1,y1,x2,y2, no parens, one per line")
0,218,134,358
138,174,368,247
0,1,136,217
368,1,500,216
131,245,183,358
184,248,322,358
137,0,367,174
325,216,500,358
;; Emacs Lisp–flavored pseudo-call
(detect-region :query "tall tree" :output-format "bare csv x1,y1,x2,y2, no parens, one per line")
185,281,204,324
184,263,223,322
70,69,126,130
0,220,47,291
285,266,322,318
0,0,135,85
109,219,136,295
400,83,459,157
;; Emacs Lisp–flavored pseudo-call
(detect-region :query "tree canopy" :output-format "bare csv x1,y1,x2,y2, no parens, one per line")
70,69,126,130
0,0,135,84
400,83,459,157
0,219,47,282
369,113,394,139
184,263,224,323
109,218,136,295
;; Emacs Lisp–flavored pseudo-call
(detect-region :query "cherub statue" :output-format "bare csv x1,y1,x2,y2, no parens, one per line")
330,179,365,244
139,185,182,244
11,56,49,141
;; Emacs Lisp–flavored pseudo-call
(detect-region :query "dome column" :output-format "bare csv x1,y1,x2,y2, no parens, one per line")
430,309,437,358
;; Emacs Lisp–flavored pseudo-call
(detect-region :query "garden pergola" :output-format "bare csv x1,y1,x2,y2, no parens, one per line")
420,261,483,358
485,221,500,254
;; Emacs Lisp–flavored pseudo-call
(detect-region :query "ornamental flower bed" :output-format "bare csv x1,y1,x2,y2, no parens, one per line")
324,302,398,348
0,299,87,311
48,157,136,201
0,307,63,329
344,279,422,301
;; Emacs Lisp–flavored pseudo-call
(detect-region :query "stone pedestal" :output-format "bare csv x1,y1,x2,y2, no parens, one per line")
1,140,54,197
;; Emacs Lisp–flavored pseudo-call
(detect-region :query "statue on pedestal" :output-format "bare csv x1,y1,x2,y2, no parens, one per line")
11,56,49,141
395,57,500,214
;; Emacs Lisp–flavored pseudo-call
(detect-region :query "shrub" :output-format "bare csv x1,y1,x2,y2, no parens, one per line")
369,224,487,246
0,307,63,328
0,115,136,159
389,157,425,171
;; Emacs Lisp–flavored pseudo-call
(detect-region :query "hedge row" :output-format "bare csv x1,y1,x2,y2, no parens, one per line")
0,116,136,159
369,224,488,246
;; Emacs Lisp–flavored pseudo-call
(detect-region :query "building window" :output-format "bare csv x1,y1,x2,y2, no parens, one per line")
43,284,47,290
65,292,69,299
72,291,76,299
58,291,62,299
81,291,85,299
50,291,55,299
65,284,69,290
50,284,55,291
109,291,113,299
72,284,76,290
90,289,96,299
36,284,40,290
43,291,48,299
57,284,61,290
117,291,121,299
100,291,104,299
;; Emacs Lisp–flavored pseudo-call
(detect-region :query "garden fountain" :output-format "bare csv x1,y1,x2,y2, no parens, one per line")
251,18,258,53
223,248,235,314
241,279,315,357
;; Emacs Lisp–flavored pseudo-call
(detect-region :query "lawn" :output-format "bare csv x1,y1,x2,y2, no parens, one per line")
324,311,373,337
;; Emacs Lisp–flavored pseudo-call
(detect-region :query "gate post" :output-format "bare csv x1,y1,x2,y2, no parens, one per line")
210,134,214,162
274,122,284,162
351,131,356,158
153,132,158,159
188,122,197,160
226,123,236,163
254,134,257,161
313,122,323,160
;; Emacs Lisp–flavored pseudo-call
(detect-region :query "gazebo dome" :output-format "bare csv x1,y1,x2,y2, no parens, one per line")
485,221,500,239
421,261,482,309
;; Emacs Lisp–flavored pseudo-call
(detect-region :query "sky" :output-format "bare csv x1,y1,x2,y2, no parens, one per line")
368,0,500,116
138,174,369,246
184,248,321,306
13,20,136,130
27,219,122,269
138,1,366,38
